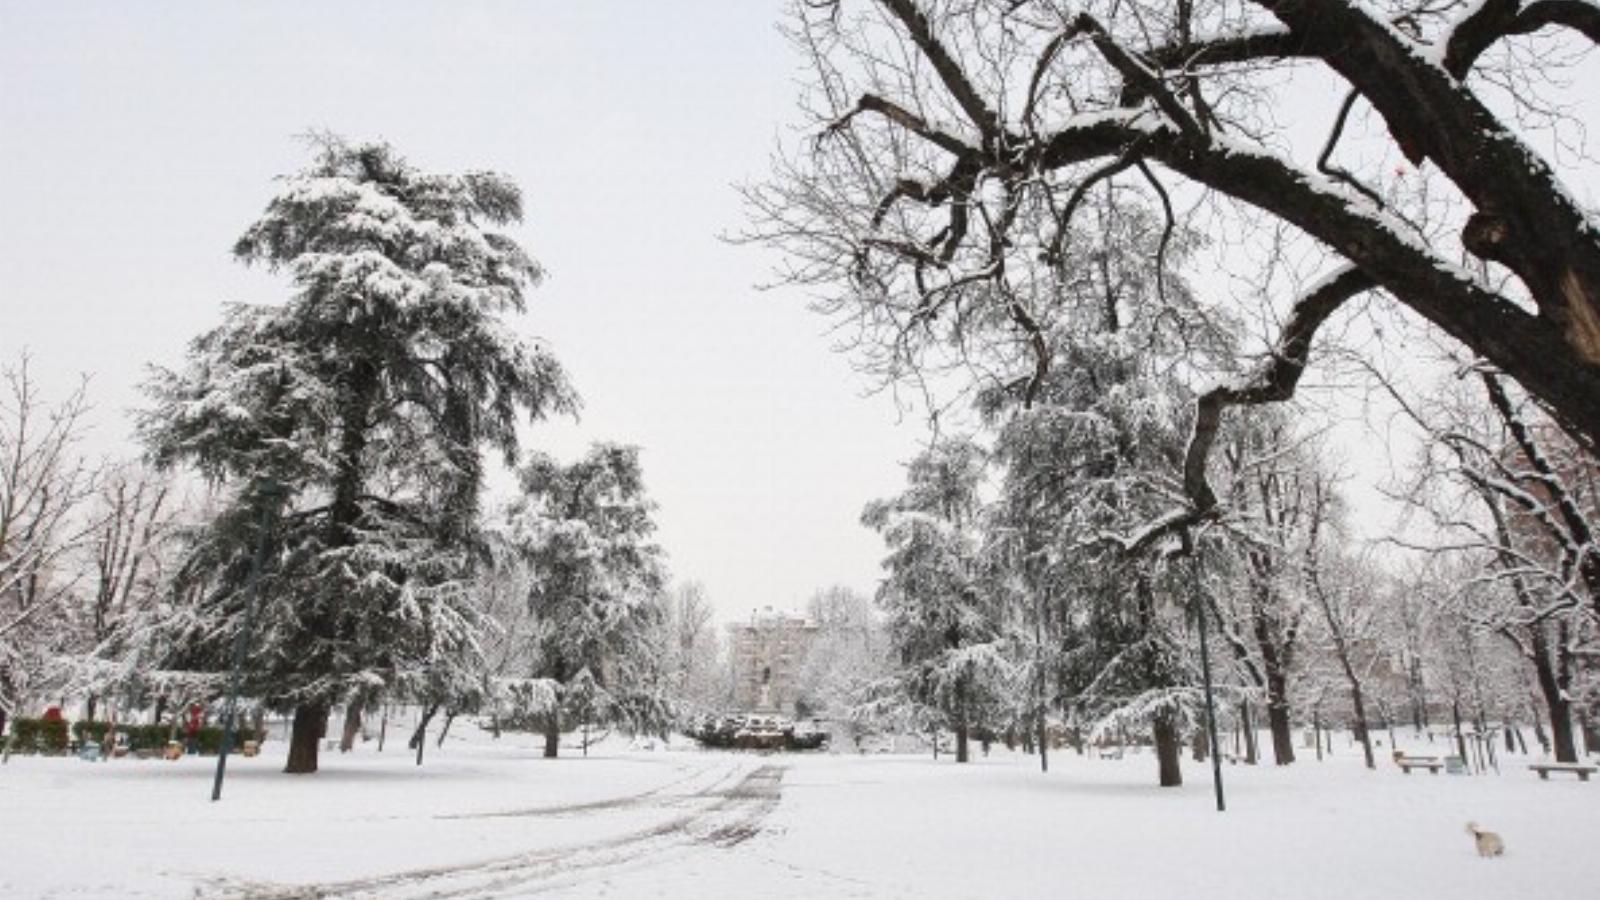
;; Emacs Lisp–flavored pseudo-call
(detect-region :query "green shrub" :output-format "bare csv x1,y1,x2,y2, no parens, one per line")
72,720,114,744
10,717,41,754
7,717,68,755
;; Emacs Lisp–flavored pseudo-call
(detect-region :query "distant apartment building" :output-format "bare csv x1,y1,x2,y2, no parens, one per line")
727,607,818,714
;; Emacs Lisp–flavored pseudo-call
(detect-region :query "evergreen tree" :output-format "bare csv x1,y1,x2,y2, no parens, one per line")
863,439,1012,764
141,136,575,773
500,443,670,757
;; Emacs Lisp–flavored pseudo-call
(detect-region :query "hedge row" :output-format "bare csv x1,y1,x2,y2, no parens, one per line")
7,717,69,755
9,719,264,756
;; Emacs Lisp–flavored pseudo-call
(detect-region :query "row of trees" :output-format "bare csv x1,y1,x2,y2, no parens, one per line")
1,139,688,774
856,383,1598,784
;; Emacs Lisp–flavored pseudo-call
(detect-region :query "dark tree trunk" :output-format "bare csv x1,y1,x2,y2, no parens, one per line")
1036,718,1047,772
543,709,560,759
409,703,438,766
1452,699,1469,762
437,710,455,748
377,706,388,752
1408,657,1428,734
85,694,98,723
954,681,969,763
1153,710,1182,787
1581,711,1599,756
1266,690,1295,765
1350,681,1376,770
1531,635,1578,762
340,697,364,752
1314,711,1323,762
285,703,327,774
1191,726,1209,762
1239,701,1258,764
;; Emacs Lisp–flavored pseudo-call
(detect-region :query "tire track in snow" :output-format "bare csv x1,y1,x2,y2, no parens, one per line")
201,762,785,900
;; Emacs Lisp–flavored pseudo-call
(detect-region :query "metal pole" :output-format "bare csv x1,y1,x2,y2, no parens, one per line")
1192,553,1226,812
212,486,278,802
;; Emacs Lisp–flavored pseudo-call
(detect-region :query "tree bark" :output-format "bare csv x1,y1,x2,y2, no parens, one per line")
1037,717,1047,772
436,710,455,748
409,703,438,766
285,703,327,774
339,697,364,752
1531,636,1578,761
1153,710,1182,787
543,708,560,759
1239,701,1258,764
954,680,969,763
1265,677,1296,766
1350,682,1376,770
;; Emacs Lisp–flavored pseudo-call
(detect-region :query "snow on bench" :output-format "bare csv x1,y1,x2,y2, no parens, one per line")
1395,755,1443,774
1528,762,1596,781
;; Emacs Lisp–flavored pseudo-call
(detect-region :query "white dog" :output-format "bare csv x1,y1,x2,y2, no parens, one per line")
1466,822,1505,858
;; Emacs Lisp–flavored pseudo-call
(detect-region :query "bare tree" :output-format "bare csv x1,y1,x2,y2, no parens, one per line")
747,0,1600,580
1381,362,1598,760
0,354,101,733
76,464,176,722
1304,512,1384,769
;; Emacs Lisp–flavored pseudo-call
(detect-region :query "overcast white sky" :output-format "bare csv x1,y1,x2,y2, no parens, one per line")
6,3,1599,624
0,0,931,624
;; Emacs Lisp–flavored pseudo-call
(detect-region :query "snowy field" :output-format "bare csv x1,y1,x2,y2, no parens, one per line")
2,729,1596,899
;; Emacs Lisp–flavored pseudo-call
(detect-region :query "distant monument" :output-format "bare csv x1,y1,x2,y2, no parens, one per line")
727,607,818,715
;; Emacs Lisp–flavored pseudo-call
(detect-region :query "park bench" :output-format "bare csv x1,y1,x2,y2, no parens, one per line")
1528,762,1596,781
1395,755,1443,774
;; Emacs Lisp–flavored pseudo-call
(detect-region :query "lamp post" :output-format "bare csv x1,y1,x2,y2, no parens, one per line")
211,482,280,802
1188,544,1226,812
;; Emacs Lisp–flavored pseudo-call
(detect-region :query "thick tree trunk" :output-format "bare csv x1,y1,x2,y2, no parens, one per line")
543,709,560,759
1548,703,1577,763
85,694,98,723
1266,691,1295,765
1350,682,1376,770
1153,710,1182,787
285,703,327,774
955,721,970,763
340,697,364,753
1531,639,1578,762
1191,726,1209,762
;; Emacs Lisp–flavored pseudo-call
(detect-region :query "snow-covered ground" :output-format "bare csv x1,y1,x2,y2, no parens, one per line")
2,728,1595,899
